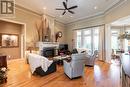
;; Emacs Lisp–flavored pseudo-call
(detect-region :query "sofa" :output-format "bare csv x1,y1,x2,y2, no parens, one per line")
28,53,56,76
34,62,56,76
63,53,86,79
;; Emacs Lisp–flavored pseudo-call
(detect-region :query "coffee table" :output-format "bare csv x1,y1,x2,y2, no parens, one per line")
53,55,71,65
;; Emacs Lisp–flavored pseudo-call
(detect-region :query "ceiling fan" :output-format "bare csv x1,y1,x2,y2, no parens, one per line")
56,0,78,15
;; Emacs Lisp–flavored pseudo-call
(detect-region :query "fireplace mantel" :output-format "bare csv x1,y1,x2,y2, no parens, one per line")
36,42,59,49
36,42,59,55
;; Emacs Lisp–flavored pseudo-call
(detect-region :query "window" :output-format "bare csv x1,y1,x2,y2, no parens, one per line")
93,28,99,50
111,30,120,50
125,28,130,51
110,27,130,52
83,29,91,51
75,26,100,54
76,30,82,48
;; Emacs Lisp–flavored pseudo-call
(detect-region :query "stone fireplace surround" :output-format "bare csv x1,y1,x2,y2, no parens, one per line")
36,42,59,56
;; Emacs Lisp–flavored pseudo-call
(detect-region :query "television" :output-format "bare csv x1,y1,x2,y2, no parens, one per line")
59,44,68,50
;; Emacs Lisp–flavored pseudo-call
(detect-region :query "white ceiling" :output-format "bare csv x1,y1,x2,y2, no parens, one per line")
111,16,130,26
15,0,123,24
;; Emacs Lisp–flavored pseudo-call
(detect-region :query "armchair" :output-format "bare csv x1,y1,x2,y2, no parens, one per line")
63,53,86,79
85,50,98,66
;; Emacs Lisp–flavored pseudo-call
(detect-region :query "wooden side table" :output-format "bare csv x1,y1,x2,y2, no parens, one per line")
0,55,7,84
0,55,7,68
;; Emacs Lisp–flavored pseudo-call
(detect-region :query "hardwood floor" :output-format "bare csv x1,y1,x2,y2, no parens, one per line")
1,59,121,87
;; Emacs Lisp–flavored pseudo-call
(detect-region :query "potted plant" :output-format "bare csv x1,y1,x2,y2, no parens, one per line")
0,67,7,84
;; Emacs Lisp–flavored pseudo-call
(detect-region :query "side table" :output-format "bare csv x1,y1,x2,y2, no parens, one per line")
0,55,7,68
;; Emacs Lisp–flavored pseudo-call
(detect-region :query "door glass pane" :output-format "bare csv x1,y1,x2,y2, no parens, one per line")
76,27,100,54
77,36,81,48
112,30,118,35
84,36,92,53
111,36,119,49
94,28,99,34
125,29,130,51
93,28,99,51
94,35,99,50
77,31,81,36
84,30,91,35
125,39,128,51
111,30,119,50
77,31,81,48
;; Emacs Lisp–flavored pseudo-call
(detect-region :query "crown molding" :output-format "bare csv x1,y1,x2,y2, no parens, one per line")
66,12,104,25
66,0,126,25
15,0,126,25
0,18,26,25
72,24,105,31
15,4,42,16
104,0,127,15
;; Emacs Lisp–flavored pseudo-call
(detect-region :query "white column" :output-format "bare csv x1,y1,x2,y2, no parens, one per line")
105,24,112,63
99,25,105,61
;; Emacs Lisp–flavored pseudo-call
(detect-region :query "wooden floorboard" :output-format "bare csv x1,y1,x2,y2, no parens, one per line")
0,59,121,87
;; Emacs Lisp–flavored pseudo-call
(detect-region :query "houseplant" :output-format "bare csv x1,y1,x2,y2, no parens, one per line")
0,67,7,84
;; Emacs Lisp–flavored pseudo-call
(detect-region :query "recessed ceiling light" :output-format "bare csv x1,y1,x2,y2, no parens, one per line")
94,6,97,9
58,5,61,7
60,15,63,17
70,16,73,17
43,7,46,10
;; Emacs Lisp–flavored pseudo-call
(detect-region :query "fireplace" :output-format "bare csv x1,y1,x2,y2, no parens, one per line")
36,42,59,56
42,47,55,57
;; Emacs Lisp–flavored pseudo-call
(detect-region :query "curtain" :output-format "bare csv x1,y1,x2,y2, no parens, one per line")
99,25,105,61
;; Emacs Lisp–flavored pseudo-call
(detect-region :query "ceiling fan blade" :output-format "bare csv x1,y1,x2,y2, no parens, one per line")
62,11,66,15
68,10,75,14
66,0,68,2
68,5,78,10
63,2,67,9
56,8,65,10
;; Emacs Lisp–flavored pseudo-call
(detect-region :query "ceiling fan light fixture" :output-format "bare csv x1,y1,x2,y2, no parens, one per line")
56,0,78,15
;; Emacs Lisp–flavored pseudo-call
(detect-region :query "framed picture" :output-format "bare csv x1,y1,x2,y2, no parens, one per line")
0,33,19,48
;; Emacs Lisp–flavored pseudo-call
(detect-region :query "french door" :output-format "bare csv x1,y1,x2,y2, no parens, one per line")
76,27,99,54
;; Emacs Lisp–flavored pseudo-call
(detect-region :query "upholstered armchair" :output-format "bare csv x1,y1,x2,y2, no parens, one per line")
85,50,98,66
63,53,86,79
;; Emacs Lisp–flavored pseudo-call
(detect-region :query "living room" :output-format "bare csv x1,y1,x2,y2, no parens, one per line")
0,0,130,87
